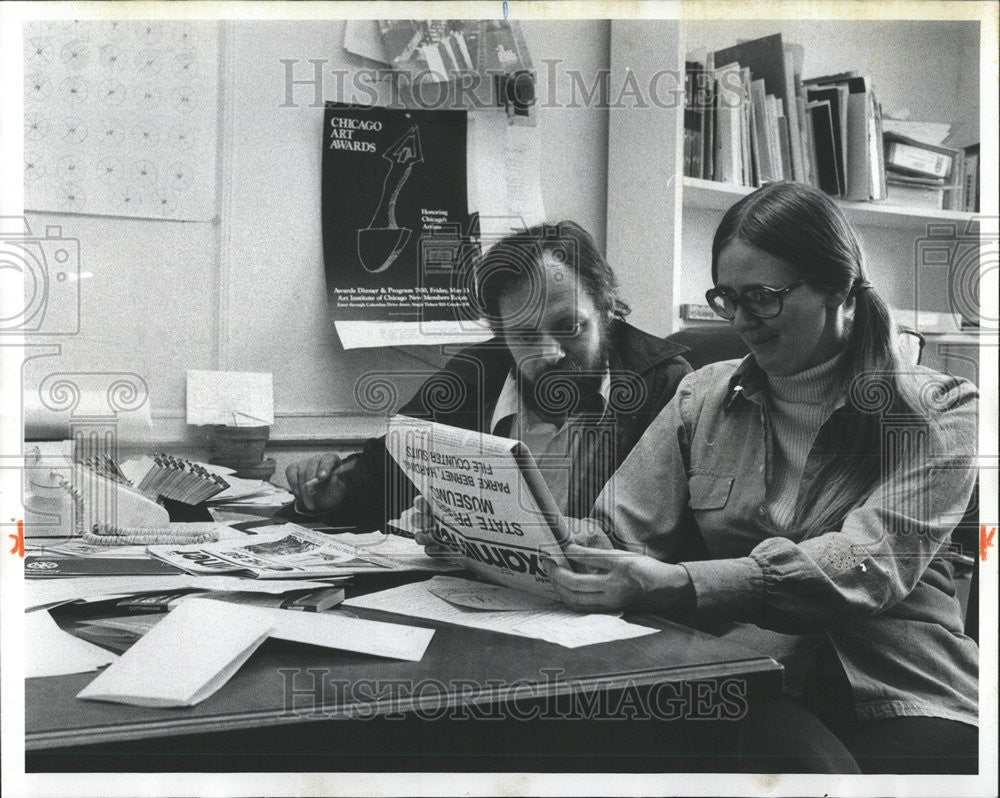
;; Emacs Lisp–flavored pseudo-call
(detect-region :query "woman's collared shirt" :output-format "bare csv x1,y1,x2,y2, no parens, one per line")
592,357,979,725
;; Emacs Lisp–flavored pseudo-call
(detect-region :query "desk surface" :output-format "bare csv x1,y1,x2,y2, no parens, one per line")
26,582,782,752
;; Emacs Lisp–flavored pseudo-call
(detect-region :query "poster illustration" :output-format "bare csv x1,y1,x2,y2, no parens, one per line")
322,102,475,323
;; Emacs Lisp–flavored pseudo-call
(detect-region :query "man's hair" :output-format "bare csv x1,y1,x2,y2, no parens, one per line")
471,221,630,333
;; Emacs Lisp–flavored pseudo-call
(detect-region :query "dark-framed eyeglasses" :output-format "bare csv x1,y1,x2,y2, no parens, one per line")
705,280,808,320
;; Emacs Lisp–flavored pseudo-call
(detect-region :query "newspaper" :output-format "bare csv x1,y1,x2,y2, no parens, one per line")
146,523,442,579
386,416,573,597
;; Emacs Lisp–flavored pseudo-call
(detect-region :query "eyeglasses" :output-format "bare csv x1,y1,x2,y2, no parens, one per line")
705,280,807,320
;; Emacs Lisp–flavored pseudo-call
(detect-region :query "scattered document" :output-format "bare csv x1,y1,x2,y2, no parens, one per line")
428,582,562,612
186,370,274,427
209,483,294,506
265,605,433,661
344,576,659,648
77,598,435,706
26,609,118,678
204,474,279,503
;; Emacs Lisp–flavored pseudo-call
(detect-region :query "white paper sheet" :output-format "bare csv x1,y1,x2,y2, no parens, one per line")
25,609,118,678
77,597,435,706
467,109,544,241
343,576,658,648
504,123,546,226
185,370,274,427
77,598,272,707
342,19,389,64
263,605,434,661
333,320,493,351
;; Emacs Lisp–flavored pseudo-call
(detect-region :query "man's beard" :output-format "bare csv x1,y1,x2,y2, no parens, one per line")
515,333,610,423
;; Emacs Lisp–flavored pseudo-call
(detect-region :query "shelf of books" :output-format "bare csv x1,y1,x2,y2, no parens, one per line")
683,32,981,224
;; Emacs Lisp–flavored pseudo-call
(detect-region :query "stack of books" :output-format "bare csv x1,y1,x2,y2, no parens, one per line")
684,32,979,213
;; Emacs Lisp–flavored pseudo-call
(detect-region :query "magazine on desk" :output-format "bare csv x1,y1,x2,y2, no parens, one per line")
147,524,445,578
386,415,574,597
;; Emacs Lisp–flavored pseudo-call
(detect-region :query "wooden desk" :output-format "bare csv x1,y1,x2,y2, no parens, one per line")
26,578,782,772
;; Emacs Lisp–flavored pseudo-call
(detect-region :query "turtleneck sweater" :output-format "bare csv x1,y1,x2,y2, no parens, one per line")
765,351,847,529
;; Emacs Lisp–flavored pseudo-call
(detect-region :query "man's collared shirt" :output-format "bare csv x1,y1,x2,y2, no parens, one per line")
490,369,611,515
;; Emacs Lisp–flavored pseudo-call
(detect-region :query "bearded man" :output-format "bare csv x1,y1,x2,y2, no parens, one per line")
285,221,691,530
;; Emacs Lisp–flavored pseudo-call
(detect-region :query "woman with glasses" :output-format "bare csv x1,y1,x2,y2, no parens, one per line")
543,181,979,773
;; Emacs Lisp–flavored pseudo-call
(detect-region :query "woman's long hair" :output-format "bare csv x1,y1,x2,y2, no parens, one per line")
711,182,932,538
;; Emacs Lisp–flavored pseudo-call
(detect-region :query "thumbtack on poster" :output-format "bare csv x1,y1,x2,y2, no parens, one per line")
185,371,274,427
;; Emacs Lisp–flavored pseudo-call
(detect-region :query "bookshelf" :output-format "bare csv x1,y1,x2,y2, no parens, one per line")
606,17,985,379
684,177,978,229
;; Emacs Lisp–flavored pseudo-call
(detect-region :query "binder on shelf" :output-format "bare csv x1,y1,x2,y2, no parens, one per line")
806,100,841,196
702,51,716,181
805,84,849,195
713,33,804,183
713,61,744,185
962,143,979,212
750,79,775,183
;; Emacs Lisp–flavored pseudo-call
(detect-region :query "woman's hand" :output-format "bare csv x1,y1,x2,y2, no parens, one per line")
546,543,696,616
563,517,614,549
411,496,461,561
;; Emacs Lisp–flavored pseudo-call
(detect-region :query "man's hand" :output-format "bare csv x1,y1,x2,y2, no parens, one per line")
285,453,351,513
547,543,696,615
